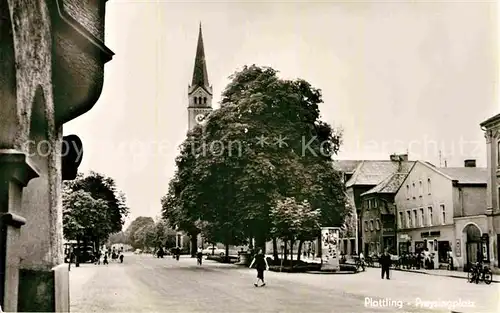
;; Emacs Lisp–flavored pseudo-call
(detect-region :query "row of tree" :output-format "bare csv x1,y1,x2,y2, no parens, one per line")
161,65,351,260
63,172,130,251
120,216,177,251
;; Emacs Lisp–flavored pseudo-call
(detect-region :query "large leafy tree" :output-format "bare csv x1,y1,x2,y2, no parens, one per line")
124,216,177,250
163,65,348,257
65,172,129,234
135,223,155,250
124,216,155,249
63,172,129,249
63,188,111,247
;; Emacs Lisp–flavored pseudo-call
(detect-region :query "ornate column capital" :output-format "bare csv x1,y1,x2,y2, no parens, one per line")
485,129,494,144
0,149,40,187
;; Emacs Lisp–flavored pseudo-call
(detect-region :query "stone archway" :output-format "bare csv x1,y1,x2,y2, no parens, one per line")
462,223,481,269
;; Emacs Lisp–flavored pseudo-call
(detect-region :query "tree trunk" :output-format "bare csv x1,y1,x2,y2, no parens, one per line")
76,237,81,267
317,235,322,258
289,240,294,267
297,240,304,261
284,241,288,261
255,233,266,254
190,234,198,258
224,242,230,263
272,238,279,261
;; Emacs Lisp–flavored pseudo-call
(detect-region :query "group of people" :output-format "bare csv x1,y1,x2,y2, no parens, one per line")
95,246,124,265
398,248,436,270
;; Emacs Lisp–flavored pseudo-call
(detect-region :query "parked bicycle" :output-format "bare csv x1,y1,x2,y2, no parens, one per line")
467,262,493,285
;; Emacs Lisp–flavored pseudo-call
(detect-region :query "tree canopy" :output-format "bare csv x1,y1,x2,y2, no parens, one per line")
63,171,130,247
124,216,176,250
270,197,321,243
162,65,348,252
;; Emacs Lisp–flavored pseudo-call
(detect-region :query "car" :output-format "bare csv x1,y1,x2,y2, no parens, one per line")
134,249,142,254
202,246,225,256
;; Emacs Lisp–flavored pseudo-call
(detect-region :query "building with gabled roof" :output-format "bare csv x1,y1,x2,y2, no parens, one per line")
334,154,412,256
360,162,415,256
395,159,488,269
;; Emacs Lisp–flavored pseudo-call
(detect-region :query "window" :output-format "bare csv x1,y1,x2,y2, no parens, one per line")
407,211,412,228
375,219,380,230
203,97,207,104
440,204,445,224
398,212,403,228
413,210,418,227
412,183,416,198
364,221,368,232
194,97,197,104
367,200,371,210
428,206,433,226
406,185,410,199
370,220,374,231
419,181,423,197
374,199,378,208
427,178,431,194
419,208,424,227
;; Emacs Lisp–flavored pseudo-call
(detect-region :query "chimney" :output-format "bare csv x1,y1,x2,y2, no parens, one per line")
464,159,476,167
390,154,408,162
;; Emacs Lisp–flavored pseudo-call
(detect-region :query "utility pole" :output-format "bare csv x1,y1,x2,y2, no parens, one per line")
439,150,442,167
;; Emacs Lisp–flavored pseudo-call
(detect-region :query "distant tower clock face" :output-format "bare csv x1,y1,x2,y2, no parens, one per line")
195,113,206,124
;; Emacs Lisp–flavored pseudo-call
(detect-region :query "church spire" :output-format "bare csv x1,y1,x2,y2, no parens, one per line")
191,22,210,91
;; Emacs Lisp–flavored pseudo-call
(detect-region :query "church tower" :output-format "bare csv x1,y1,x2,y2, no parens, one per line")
188,23,213,131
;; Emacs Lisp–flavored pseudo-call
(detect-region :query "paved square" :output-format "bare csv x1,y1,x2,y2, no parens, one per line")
70,254,499,312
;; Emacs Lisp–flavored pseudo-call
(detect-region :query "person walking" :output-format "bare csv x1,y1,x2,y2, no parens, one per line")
379,249,391,280
249,249,269,287
196,247,203,266
157,247,165,258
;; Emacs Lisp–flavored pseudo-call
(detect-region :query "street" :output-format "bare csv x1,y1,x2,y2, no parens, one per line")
70,254,498,313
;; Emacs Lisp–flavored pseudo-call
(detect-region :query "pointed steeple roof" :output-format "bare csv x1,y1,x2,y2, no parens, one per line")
191,23,211,94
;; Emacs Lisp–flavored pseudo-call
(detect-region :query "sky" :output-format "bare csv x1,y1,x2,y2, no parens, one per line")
63,0,499,227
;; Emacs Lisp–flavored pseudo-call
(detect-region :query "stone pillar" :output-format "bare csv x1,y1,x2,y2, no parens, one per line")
484,130,496,211
0,0,113,311
0,152,39,312
483,125,500,267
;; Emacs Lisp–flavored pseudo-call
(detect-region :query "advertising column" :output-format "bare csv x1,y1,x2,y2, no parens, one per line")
320,227,340,271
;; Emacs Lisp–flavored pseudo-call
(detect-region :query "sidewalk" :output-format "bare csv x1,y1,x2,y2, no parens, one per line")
393,267,500,283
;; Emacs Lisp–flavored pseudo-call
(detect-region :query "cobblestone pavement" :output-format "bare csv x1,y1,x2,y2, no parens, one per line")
70,254,499,313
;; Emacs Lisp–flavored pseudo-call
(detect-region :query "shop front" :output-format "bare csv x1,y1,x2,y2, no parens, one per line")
397,233,411,255
398,226,454,268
